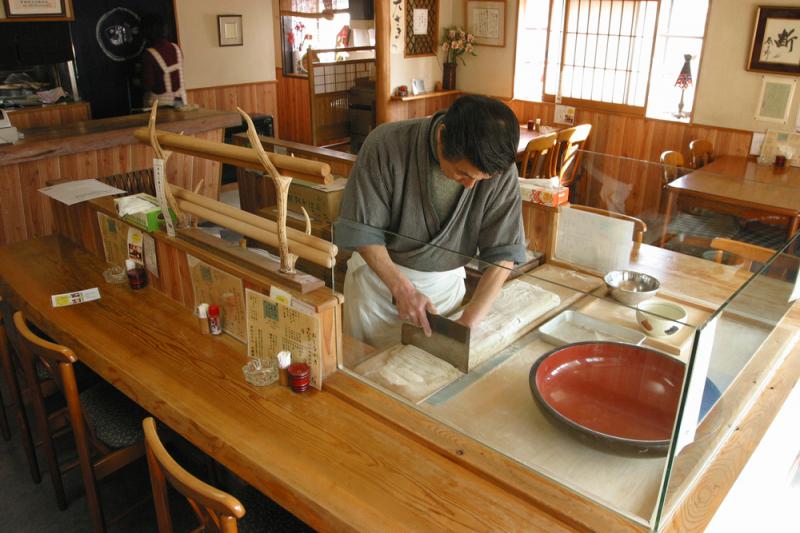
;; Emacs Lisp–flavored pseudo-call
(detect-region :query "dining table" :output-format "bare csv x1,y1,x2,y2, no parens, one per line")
0,234,574,532
517,124,561,159
659,155,800,246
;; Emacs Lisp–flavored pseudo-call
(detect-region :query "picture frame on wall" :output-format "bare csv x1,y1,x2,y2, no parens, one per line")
218,14,243,47
748,6,800,75
754,76,796,123
3,0,65,17
465,0,505,47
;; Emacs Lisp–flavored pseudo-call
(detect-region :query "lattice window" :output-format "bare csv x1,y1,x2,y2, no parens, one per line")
545,0,659,109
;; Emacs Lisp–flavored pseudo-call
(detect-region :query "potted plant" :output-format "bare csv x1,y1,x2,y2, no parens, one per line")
440,27,477,90
288,21,313,74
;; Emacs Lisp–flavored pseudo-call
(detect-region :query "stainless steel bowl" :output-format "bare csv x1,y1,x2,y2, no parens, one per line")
604,270,660,305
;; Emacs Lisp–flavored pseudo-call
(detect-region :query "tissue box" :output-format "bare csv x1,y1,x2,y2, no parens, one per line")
114,193,176,232
521,185,569,206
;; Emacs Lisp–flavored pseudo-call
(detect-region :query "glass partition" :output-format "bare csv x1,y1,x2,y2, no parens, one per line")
333,150,800,530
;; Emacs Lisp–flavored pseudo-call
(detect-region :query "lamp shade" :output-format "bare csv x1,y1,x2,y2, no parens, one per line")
674,54,693,89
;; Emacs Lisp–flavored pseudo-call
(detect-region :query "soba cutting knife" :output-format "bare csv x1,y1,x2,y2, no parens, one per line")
401,311,471,373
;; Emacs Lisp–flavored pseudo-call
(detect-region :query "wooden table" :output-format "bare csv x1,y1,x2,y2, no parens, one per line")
517,125,560,158
659,155,800,246
0,235,572,532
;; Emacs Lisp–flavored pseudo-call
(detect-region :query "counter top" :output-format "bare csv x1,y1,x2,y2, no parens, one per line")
1,108,241,166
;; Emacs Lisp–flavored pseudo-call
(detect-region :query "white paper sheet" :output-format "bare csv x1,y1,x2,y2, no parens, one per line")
39,179,126,206
555,206,633,273
413,9,428,35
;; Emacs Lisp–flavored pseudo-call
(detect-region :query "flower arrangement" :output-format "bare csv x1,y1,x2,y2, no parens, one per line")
287,21,313,52
440,27,477,65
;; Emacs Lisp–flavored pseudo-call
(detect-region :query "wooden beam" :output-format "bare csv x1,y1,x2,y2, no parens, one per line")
133,128,333,185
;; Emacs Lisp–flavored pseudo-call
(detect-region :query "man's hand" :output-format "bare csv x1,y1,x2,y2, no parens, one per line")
390,278,437,337
357,244,437,336
456,261,513,329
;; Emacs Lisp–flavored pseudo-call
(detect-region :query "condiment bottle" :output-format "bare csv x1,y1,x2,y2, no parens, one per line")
287,363,310,393
208,304,222,335
197,303,210,334
534,118,542,132
125,259,147,289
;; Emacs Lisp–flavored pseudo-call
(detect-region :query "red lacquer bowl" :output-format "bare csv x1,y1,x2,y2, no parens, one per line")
529,341,685,453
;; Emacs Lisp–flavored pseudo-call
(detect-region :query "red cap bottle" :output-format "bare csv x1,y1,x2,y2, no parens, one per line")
208,304,222,335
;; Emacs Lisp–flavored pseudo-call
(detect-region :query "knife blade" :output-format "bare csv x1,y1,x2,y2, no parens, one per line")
401,311,471,373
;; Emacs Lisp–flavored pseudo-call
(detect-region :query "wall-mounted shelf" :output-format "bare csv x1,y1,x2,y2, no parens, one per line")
391,89,463,102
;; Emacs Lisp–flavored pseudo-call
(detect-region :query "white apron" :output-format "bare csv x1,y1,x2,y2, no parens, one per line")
343,252,466,349
143,43,188,107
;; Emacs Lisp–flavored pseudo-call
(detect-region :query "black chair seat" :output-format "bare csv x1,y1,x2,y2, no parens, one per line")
79,382,146,449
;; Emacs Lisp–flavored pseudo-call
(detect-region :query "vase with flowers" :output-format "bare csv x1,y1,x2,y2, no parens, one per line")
287,21,313,74
440,27,477,90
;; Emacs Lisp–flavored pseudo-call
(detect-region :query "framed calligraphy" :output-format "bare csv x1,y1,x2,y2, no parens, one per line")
748,6,800,75
465,0,505,47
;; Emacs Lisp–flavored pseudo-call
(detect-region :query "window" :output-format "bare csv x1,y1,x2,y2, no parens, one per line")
514,0,709,120
280,0,351,76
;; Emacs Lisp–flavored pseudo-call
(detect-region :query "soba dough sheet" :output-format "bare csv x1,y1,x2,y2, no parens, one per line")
353,344,464,403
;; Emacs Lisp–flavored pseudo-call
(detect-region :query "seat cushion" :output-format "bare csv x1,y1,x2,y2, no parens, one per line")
79,382,146,449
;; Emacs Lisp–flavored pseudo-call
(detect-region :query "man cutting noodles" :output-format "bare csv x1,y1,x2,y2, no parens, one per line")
334,95,526,348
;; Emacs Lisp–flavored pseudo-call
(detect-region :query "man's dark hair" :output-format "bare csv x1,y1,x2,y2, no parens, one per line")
440,95,520,175
141,13,168,43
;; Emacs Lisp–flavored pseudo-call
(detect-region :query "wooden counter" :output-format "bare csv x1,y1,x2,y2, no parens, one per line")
0,108,240,247
0,235,574,532
1,108,239,165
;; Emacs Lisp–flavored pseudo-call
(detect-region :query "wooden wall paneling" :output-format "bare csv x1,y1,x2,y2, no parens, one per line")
186,81,278,134
275,69,313,144
0,164,25,245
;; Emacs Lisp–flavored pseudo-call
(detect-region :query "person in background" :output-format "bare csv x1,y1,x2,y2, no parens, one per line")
334,95,525,348
140,13,188,108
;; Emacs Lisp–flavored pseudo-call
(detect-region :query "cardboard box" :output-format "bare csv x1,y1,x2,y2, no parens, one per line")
114,193,176,233
520,185,569,207
285,179,346,223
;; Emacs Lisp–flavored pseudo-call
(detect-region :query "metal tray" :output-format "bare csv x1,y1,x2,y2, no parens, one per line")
539,310,646,346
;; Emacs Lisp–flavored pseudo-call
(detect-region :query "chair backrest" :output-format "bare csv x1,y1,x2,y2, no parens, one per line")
689,139,714,168
520,133,558,179
659,150,686,186
143,417,245,533
570,204,648,245
552,124,592,186
709,237,778,273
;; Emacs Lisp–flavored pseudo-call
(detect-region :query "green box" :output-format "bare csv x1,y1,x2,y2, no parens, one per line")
115,193,177,233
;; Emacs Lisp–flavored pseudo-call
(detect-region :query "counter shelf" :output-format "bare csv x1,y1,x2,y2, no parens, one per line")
333,152,800,531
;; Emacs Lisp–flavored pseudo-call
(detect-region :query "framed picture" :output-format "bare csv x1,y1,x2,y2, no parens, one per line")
218,14,243,47
465,0,505,47
748,6,800,75
755,76,796,123
3,0,65,17
405,0,438,57
411,79,426,95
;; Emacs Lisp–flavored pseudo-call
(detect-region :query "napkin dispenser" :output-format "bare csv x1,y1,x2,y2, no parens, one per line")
0,110,20,145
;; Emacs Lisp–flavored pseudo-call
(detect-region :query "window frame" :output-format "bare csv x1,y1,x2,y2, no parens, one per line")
540,0,663,116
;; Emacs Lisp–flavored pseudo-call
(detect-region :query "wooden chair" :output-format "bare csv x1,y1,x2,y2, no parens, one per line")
520,133,558,179
570,204,648,247
689,139,714,168
552,124,592,187
13,311,147,530
143,417,245,533
659,150,686,186
0,302,50,485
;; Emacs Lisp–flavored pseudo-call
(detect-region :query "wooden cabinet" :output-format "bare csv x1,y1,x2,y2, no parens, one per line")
5,102,91,129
